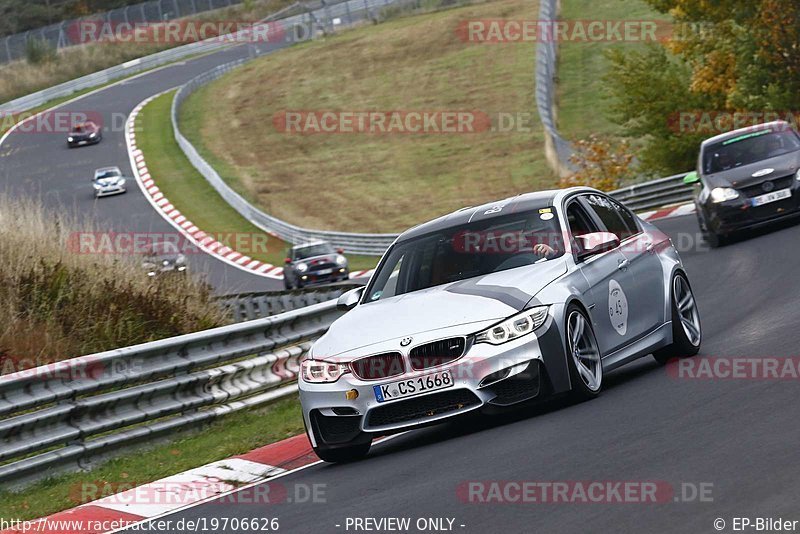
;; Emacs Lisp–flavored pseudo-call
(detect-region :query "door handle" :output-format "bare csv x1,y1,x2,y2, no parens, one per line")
645,241,654,252
617,259,629,271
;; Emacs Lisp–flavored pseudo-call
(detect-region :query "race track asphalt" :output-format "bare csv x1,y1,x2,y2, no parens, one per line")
124,213,800,534
0,43,288,293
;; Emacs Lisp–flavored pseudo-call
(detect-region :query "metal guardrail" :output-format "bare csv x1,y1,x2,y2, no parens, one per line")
533,0,695,209
0,300,344,486
610,173,693,212
535,0,575,174
171,0,410,255
219,284,361,321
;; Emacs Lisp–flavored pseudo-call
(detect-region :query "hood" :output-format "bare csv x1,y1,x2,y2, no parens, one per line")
314,258,567,358
302,254,337,265
705,151,800,189
96,177,122,187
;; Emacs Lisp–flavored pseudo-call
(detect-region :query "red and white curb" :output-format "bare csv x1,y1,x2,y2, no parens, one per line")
1,434,320,534
3,433,403,534
125,93,375,281
638,202,696,223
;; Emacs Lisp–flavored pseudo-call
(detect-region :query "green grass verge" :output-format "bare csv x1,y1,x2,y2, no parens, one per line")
137,91,377,271
556,0,668,140
0,396,304,521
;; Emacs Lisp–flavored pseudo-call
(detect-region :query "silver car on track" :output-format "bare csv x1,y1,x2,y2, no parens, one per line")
299,187,702,462
92,166,127,198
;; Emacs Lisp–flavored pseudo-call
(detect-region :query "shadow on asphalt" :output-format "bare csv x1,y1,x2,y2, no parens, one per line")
357,356,665,462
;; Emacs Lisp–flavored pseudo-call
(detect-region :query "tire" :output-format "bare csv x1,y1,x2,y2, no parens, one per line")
653,273,702,365
697,211,727,248
283,276,293,291
704,230,728,248
565,305,603,400
313,441,371,463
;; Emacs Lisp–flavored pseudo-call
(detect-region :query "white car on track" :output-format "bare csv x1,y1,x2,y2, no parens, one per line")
92,166,127,198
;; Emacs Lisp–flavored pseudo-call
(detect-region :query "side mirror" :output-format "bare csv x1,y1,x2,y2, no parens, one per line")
576,232,621,260
683,171,700,185
284,257,292,264
336,248,344,255
336,287,364,311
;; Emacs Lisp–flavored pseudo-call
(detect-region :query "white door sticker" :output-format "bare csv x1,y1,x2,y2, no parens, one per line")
608,279,628,336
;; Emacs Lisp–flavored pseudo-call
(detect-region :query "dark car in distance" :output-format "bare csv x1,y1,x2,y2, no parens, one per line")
68,121,102,148
283,241,350,290
685,120,800,247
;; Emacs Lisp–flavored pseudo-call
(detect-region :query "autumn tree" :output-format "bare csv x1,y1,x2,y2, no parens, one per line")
560,135,635,192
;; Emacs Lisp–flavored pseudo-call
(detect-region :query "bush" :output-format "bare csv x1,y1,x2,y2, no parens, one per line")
0,196,225,375
24,37,56,65
560,135,635,192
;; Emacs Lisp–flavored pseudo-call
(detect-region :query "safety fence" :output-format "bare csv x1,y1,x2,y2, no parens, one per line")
0,299,344,487
219,283,361,321
2,0,246,65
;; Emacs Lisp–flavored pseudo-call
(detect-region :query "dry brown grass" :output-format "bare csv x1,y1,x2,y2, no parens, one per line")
0,196,225,375
0,0,295,104
180,0,555,233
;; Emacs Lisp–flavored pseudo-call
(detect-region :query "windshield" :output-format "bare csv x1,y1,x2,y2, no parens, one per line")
293,243,334,259
364,209,565,303
96,170,120,180
702,129,800,174
144,242,180,257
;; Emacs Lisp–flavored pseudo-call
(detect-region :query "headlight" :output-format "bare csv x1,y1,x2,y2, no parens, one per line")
474,306,549,345
118,178,126,186
68,137,74,142
301,359,349,383
296,262,308,273
335,254,347,265
89,133,96,138
710,187,740,203
93,183,102,189
795,169,800,181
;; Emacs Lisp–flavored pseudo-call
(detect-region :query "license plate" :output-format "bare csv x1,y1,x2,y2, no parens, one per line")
78,140,87,145
752,188,791,207
316,268,333,275
373,370,453,403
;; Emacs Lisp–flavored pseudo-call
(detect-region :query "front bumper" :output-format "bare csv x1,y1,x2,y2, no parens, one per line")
299,313,570,448
95,186,126,197
69,137,100,147
703,182,800,234
296,267,349,286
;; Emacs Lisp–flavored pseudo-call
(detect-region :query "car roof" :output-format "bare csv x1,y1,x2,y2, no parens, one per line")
396,189,567,242
95,166,121,174
292,240,329,250
700,120,793,148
